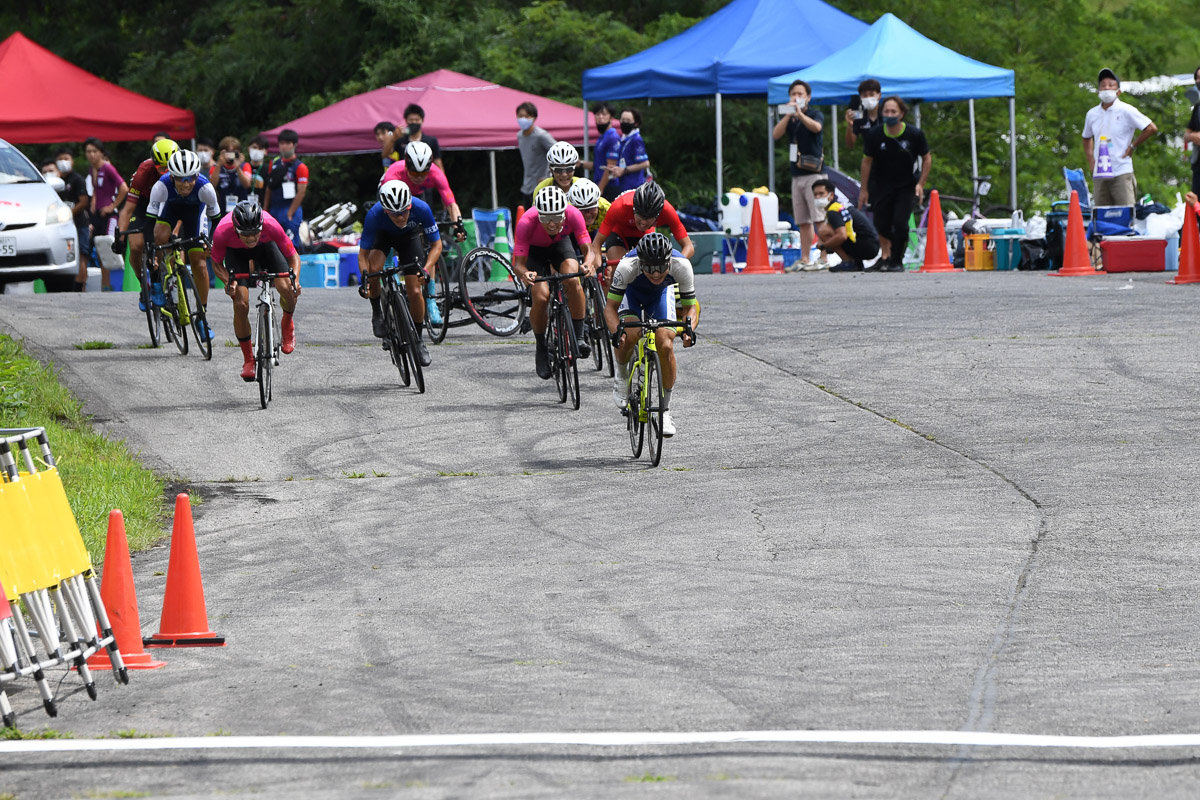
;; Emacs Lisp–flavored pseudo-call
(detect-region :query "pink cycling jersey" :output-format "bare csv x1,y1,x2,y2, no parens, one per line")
379,161,455,207
211,212,297,265
513,206,591,258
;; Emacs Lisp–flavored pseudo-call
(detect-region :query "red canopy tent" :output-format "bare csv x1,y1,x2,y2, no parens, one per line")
0,32,195,143
262,70,593,207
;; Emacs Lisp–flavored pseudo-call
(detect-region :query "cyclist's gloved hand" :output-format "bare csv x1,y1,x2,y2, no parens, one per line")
453,218,467,242
611,330,623,348
225,280,238,298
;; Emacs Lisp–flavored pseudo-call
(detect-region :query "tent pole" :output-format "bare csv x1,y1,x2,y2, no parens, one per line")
490,151,498,209
582,101,589,160
968,98,978,184
716,92,723,200
914,105,920,127
767,104,775,193
831,104,839,172
1009,97,1018,211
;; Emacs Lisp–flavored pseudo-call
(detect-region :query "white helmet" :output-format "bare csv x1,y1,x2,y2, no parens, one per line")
167,149,202,179
567,178,600,210
405,140,434,172
378,180,412,213
546,141,579,169
534,185,568,217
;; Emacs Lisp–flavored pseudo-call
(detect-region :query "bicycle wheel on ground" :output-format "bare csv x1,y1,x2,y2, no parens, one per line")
257,304,271,409
547,303,566,403
399,293,425,394
585,276,613,375
383,288,410,387
426,254,451,344
458,248,527,337
140,258,160,348
164,275,188,356
627,361,644,458
646,350,665,466
562,305,580,411
179,270,212,361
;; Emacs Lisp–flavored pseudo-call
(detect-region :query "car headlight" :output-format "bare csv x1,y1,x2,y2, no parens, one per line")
46,202,72,225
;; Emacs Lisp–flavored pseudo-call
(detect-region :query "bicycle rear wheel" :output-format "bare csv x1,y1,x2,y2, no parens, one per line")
256,303,271,409
164,274,188,356
426,254,451,344
140,256,160,348
646,350,665,466
627,360,644,458
180,269,212,361
383,288,411,387
458,248,527,337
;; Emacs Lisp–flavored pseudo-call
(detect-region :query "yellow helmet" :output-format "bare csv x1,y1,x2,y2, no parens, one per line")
152,138,180,168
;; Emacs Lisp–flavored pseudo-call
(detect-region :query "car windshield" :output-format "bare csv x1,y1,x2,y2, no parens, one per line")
0,144,43,185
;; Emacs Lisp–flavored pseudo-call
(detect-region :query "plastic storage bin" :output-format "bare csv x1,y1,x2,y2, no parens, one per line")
338,246,361,286
964,234,995,270
719,192,778,234
988,226,1024,271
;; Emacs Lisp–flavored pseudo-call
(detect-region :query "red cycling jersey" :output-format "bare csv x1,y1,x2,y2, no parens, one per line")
124,158,165,208
597,191,688,242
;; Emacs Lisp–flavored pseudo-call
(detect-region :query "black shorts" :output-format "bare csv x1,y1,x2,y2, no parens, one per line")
842,232,880,262
128,202,155,237
364,227,426,274
603,232,641,253
225,242,290,288
526,238,579,277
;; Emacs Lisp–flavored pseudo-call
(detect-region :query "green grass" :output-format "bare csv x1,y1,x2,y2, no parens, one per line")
437,470,481,477
73,341,114,351
624,773,675,783
0,335,166,563
1,727,73,740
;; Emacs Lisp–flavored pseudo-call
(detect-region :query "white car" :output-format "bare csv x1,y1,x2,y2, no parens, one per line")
0,138,78,291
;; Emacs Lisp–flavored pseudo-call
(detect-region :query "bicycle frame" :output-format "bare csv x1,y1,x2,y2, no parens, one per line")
620,317,693,422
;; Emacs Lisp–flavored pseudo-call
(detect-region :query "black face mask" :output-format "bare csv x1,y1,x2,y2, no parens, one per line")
597,121,609,135
407,122,422,134
620,121,635,135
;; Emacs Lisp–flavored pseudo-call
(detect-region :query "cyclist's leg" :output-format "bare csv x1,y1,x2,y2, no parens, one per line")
396,232,427,328
603,232,629,282
225,250,256,377
404,272,424,325
362,248,387,336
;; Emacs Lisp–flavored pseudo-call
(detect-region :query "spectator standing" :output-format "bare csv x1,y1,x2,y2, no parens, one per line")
402,104,442,172
773,80,826,271
859,97,930,272
583,102,621,200
263,129,308,247
844,78,883,150
84,137,128,290
516,101,556,209
212,136,252,214
1187,67,1200,195
375,121,399,169
608,107,650,194
52,148,90,291
1083,68,1157,207
195,137,216,176
244,135,270,204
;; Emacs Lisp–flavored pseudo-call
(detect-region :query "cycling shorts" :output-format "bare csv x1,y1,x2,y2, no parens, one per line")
224,242,290,288
619,282,676,322
526,238,578,277
603,231,642,254
128,201,155,237
153,204,211,248
363,226,426,274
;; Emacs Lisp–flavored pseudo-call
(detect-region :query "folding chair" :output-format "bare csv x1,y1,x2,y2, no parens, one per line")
1053,167,1092,215
471,208,513,250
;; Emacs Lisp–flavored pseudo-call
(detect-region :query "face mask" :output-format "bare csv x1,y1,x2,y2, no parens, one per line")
407,122,422,134
597,121,609,134
56,159,72,173
861,97,879,111
814,196,831,210
883,115,901,127
1098,90,1118,104
198,151,212,165
793,98,808,110
517,117,534,131
620,121,635,134
249,148,264,162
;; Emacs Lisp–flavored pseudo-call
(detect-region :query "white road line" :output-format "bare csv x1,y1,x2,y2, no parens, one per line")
4,730,1200,754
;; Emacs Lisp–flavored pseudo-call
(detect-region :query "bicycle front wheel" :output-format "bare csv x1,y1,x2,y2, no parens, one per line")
646,350,665,466
383,289,411,387
180,269,212,361
257,303,272,409
140,257,160,348
584,276,610,373
426,254,450,344
164,275,188,356
563,306,580,411
549,303,567,404
459,248,527,337
627,360,644,458
400,294,425,394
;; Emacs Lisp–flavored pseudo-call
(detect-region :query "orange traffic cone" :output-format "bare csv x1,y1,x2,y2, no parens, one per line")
1168,205,1200,285
88,510,165,670
918,190,956,272
516,204,525,220
143,495,225,648
1050,190,1104,276
742,196,777,274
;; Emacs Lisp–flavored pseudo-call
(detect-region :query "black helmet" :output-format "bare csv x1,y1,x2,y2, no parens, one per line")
637,232,672,274
232,200,263,235
632,181,665,219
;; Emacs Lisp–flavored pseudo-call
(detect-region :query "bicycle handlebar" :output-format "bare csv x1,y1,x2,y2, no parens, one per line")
620,317,694,334
149,235,210,253
532,272,585,283
377,263,431,282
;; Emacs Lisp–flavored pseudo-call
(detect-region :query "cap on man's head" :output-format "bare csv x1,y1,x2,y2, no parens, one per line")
1098,67,1120,86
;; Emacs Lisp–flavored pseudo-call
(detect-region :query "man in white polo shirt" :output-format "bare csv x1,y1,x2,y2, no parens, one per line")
1082,67,1158,206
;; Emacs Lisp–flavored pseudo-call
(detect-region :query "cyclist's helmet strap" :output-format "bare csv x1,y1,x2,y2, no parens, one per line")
232,200,263,234
534,185,568,216
638,232,672,274
632,181,665,219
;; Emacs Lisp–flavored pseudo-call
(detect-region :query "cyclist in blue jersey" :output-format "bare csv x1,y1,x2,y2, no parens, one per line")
605,232,699,437
357,180,441,367
145,149,222,340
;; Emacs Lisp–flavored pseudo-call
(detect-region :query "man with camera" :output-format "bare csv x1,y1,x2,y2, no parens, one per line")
211,136,253,215
844,79,883,150
773,79,826,271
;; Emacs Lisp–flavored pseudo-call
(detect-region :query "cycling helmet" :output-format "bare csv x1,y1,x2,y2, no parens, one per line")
546,141,579,169
167,149,202,179
404,141,434,172
378,180,412,213
232,200,263,235
567,178,600,210
637,232,672,274
152,138,180,168
534,185,568,217
632,181,665,219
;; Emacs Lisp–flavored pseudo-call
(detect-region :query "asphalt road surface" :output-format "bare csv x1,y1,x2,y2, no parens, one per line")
2,271,1200,798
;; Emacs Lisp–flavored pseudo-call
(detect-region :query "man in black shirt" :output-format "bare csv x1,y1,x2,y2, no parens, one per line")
773,79,826,270
811,179,880,272
844,78,883,150
859,96,931,271
52,147,91,290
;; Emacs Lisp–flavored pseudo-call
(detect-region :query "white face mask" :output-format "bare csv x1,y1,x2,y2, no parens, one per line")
198,151,212,165
1098,90,1118,104
56,159,72,173
814,196,831,210
861,97,879,111
248,148,265,162
517,117,534,131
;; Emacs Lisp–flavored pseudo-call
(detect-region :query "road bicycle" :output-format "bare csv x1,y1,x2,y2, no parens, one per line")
620,316,693,467
238,269,294,409
582,273,614,377
533,272,585,410
117,229,160,348
457,248,529,337
425,222,475,344
375,262,426,393
147,235,213,360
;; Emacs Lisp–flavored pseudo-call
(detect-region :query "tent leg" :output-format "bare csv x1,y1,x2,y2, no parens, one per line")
716,93,723,201
1009,97,1017,211
489,151,498,210
767,104,775,193
831,104,839,172
968,98,978,185
914,105,920,127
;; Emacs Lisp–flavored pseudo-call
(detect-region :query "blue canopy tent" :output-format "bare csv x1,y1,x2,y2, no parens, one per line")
582,0,869,199
767,13,1018,208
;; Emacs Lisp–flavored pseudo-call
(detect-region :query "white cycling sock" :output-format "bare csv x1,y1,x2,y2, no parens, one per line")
663,388,673,410
615,357,630,382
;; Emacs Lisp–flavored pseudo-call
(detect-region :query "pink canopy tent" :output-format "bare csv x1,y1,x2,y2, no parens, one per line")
261,70,593,207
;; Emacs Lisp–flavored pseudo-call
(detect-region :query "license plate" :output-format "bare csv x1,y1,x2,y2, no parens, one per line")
0,237,14,257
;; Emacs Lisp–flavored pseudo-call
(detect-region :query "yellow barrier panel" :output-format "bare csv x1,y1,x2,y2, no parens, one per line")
20,468,92,576
0,477,61,594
